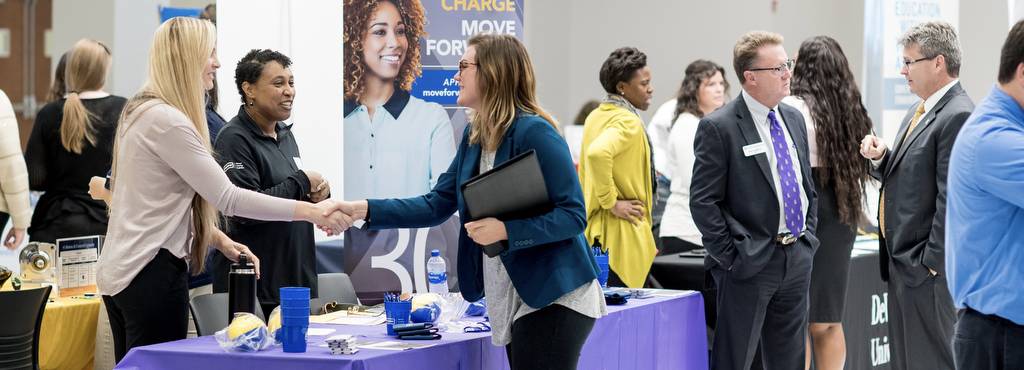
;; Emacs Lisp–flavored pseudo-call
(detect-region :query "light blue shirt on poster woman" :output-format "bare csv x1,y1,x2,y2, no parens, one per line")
344,90,456,200
946,85,1024,325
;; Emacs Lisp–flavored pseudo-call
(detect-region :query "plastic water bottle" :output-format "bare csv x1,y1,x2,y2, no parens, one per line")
427,249,449,294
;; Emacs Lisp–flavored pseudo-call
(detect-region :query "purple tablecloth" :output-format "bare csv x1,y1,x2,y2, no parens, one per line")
116,291,707,370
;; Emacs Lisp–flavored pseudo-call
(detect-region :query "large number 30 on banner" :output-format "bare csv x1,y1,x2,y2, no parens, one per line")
342,0,524,302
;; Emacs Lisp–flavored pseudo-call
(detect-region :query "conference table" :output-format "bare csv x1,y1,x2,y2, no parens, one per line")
115,290,708,370
650,237,892,370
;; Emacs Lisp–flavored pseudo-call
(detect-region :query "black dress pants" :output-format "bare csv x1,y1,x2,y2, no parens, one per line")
886,269,956,370
710,242,812,370
954,307,1024,370
505,304,596,370
102,248,189,363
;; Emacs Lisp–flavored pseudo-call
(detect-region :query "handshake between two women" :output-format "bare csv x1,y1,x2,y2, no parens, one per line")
303,199,369,236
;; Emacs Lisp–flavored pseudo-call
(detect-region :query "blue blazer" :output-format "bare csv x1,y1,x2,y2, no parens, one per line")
366,113,599,308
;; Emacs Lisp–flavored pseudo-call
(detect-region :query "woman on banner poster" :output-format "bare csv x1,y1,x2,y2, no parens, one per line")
343,0,456,201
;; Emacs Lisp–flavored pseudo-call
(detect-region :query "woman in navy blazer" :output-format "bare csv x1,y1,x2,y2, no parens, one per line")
334,34,605,370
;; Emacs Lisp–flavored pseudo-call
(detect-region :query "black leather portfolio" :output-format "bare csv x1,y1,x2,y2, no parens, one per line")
461,149,551,257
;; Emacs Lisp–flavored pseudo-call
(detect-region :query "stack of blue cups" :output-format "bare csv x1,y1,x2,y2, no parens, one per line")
279,287,310,353
594,254,610,288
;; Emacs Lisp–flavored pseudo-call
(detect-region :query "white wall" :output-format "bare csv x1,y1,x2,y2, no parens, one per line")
525,0,1008,127
526,0,864,126
958,0,1006,101
217,0,344,240
51,0,189,97
111,0,163,96
51,0,115,85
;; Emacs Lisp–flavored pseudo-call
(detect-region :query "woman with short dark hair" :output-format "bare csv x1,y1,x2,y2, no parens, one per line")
210,48,330,314
579,47,657,288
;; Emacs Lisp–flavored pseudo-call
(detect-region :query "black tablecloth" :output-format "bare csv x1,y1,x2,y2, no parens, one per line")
651,241,892,370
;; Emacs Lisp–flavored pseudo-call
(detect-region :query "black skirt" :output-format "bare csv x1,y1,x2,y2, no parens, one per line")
808,168,857,323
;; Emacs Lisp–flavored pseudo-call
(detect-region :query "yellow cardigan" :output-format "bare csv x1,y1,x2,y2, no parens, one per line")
579,103,656,288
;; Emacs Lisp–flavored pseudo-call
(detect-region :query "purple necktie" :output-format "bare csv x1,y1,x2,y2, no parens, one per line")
768,110,803,234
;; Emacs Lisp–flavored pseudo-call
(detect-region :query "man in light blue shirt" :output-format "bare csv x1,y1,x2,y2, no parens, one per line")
946,19,1024,370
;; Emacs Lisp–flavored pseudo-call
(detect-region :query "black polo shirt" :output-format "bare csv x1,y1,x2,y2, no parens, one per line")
210,106,318,306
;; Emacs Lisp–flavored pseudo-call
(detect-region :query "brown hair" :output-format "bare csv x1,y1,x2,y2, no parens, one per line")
673,59,729,121
791,36,873,225
61,39,111,154
733,31,784,84
343,0,425,101
466,34,557,151
47,52,69,103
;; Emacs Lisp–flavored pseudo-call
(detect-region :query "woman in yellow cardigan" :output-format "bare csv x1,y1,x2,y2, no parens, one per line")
579,47,656,288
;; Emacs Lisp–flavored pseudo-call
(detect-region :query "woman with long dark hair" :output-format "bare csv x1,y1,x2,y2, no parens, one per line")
783,35,873,370
659,59,728,254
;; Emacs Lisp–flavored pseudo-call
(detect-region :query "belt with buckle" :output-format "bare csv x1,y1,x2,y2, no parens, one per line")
775,232,802,245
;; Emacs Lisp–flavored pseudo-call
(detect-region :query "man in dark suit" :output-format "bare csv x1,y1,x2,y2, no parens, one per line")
691,31,819,370
860,21,973,370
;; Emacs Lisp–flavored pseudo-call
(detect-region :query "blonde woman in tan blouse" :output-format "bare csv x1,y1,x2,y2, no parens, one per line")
0,89,31,250
96,18,351,362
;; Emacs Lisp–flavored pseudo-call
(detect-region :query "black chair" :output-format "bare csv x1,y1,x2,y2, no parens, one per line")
309,273,360,315
0,286,52,370
188,293,265,336
317,273,359,305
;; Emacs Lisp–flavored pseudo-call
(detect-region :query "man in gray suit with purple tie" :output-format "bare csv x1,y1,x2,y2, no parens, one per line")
691,31,819,370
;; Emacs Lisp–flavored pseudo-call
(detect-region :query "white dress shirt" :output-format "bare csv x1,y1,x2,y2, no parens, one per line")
781,96,819,167
647,99,677,177
659,112,702,244
742,90,809,234
872,79,961,167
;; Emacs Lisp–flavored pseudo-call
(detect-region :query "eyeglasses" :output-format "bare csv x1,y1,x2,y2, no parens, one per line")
901,55,937,68
458,60,478,72
747,59,795,75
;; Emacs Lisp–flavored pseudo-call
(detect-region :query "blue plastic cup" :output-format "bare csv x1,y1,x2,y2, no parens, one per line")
280,298,310,308
280,306,310,317
384,301,412,336
281,315,309,326
280,287,310,301
280,325,307,353
594,254,610,288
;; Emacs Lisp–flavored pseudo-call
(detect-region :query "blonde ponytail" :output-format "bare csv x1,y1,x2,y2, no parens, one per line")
60,39,110,154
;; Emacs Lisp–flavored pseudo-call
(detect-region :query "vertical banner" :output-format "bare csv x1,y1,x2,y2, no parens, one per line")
863,0,958,145
1011,0,1024,27
342,0,524,303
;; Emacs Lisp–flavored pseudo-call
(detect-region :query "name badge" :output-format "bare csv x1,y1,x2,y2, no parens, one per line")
742,142,767,157
293,157,303,168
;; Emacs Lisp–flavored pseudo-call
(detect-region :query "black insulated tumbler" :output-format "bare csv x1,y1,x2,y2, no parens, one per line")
228,253,257,321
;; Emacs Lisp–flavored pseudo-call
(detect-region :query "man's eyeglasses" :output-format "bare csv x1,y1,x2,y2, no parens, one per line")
458,60,478,72
901,55,937,68
748,59,795,75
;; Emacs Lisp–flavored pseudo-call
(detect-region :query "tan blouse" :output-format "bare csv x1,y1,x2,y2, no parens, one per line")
97,101,297,296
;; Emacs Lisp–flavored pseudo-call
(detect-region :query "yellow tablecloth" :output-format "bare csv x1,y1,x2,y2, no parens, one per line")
39,296,100,370
1,281,100,370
